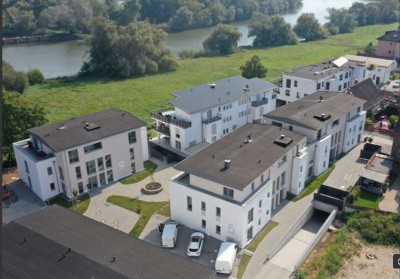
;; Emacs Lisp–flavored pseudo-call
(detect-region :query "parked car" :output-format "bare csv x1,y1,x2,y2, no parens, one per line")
161,221,179,248
393,80,400,88
187,232,205,257
1,185,12,200
215,242,238,274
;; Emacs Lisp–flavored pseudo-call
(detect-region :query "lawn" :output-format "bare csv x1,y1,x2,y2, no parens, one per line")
288,165,336,202
106,195,167,237
25,23,398,124
352,188,384,209
48,193,91,214
247,220,279,252
120,161,158,185
237,254,252,279
157,202,171,217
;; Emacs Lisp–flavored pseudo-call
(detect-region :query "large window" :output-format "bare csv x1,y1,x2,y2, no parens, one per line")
59,166,64,180
105,154,112,168
247,226,253,241
131,162,136,173
223,187,234,199
201,201,206,211
281,171,286,186
130,148,135,160
216,225,221,235
88,176,98,188
47,167,53,176
50,183,55,191
86,160,96,175
128,131,137,144
187,196,192,211
201,219,206,229
107,170,113,182
24,161,29,174
286,79,291,88
84,142,102,153
216,207,221,217
99,173,106,185
76,166,82,179
68,149,79,163
248,208,254,224
97,157,104,171
78,182,84,194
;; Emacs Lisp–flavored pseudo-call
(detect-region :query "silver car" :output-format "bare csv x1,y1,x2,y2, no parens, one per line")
187,232,205,257
393,80,400,88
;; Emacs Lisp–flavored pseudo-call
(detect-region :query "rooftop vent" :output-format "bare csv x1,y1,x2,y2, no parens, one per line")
280,134,285,139
244,133,253,143
210,83,216,88
274,136,293,147
224,158,231,169
84,123,101,131
313,113,331,122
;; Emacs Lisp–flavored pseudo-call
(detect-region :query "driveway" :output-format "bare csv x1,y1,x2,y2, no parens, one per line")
84,158,179,233
379,174,400,213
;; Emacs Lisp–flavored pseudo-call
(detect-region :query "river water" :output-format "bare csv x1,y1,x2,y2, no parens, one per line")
3,0,367,78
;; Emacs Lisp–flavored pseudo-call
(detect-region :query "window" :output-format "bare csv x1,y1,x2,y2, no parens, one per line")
308,166,313,177
187,196,192,211
266,210,269,216
59,166,64,180
299,181,301,188
258,218,261,226
267,192,270,198
216,225,221,235
24,161,29,174
340,74,343,81
317,129,322,139
285,89,290,96
131,162,136,173
289,125,293,131
47,167,53,175
259,200,262,208
88,176,98,188
286,79,291,88
332,119,339,127
251,182,255,191
130,148,135,160
294,80,298,87
201,201,206,211
338,85,342,91
212,123,217,134
357,106,361,113
317,83,321,90
61,182,66,194
325,82,330,90
344,82,347,88
372,75,376,80
128,131,137,144
175,140,181,151
97,157,104,171
323,161,326,168
261,174,264,183
84,142,102,153
68,149,79,163
86,160,96,175
50,183,55,191
99,172,106,185
107,170,113,182
300,166,303,173
281,172,286,185
76,166,82,179
78,182,84,194
223,187,234,199
345,72,348,79
296,92,300,98
202,219,206,228
248,208,254,224
216,207,221,217
105,155,112,168
349,71,352,77
247,226,253,241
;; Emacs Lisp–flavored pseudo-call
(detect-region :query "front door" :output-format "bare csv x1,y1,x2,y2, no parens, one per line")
376,77,380,85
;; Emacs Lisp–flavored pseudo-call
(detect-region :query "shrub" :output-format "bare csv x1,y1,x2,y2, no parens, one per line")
365,118,373,127
389,115,399,127
178,49,196,59
27,68,45,85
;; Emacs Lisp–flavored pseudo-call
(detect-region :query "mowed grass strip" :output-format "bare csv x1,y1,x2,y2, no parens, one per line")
106,195,167,237
25,23,398,124
120,160,158,185
49,193,91,215
247,220,279,252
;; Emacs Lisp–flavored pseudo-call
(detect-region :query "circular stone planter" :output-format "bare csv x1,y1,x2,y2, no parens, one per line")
141,182,163,195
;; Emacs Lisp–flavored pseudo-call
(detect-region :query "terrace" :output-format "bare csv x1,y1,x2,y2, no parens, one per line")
13,139,54,162
150,109,191,129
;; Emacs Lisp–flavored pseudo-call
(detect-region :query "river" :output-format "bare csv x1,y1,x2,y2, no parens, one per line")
3,0,367,78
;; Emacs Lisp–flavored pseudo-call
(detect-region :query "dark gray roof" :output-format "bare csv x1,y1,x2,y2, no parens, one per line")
2,205,216,279
29,109,146,152
169,76,277,114
285,59,362,80
175,124,305,190
347,79,390,110
264,91,366,130
377,30,400,43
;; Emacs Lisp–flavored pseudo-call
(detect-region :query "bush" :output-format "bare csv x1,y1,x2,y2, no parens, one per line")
27,68,45,85
365,118,374,127
178,49,196,59
3,61,28,93
389,115,399,127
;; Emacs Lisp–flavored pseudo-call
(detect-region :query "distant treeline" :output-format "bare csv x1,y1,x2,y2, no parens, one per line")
3,0,302,37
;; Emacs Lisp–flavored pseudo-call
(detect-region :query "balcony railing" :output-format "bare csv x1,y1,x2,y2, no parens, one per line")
202,114,222,124
251,98,268,107
152,124,170,136
150,112,192,129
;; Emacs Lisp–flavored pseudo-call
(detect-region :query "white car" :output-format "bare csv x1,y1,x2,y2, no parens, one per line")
187,232,204,257
393,80,400,88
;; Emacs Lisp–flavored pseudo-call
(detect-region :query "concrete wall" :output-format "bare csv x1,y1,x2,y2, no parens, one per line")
377,41,400,59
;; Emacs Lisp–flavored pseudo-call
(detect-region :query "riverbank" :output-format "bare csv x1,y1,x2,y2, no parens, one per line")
2,33,79,45
24,23,397,124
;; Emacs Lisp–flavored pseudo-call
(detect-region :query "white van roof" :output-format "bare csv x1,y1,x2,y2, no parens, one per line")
217,242,237,261
162,222,178,238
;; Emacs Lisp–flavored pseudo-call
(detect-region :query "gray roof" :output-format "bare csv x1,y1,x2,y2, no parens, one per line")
264,91,366,131
377,30,400,43
175,124,305,190
2,205,216,279
169,76,277,114
29,109,146,152
285,59,362,80
347,79,391,110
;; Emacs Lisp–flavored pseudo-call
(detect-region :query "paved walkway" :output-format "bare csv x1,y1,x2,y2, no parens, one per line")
84,158,179,233
379,175,400,213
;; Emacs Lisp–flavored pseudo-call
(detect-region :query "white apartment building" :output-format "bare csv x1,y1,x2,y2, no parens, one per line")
170,124,307,248
151,76,277,156
277,57,370,105
13,109,149,201
264,92,366,179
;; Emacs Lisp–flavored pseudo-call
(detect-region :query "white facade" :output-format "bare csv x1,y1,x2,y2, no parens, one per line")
13,126,148,201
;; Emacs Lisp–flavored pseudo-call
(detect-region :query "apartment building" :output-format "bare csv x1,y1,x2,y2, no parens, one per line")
170,124,307,248
13,109,149,201
376,29,400,60
151,76,277,156
277,57,371,105
264,92,366,179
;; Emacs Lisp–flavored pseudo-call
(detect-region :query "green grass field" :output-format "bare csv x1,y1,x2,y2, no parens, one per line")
49,193,90,215
25,23,397,124
120,161,158,185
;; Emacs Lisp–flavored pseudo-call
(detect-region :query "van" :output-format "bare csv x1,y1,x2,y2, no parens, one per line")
215,242,237,274
161,221,179,248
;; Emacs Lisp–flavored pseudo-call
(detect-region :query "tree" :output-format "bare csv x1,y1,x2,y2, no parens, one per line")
2,61,28,93
118,0,141,25
249,13,297,47
240,55,267,79
293,13,325,41
327,8,357,34
203,24,241,55
2,90,47,166
364,42,376,55
27,68,45,85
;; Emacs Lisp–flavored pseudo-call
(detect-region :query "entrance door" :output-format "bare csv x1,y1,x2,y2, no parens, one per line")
376,77,380,85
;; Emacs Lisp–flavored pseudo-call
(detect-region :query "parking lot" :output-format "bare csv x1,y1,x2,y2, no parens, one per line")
142,222,224,270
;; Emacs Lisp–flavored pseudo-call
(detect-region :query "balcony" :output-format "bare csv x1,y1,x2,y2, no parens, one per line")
14,139,54,162
251,98,268,107
202,114,222,124
150,111,191,129
152,123,170,136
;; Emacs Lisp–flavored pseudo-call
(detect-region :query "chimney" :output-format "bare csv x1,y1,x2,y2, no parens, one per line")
224,158,231,169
